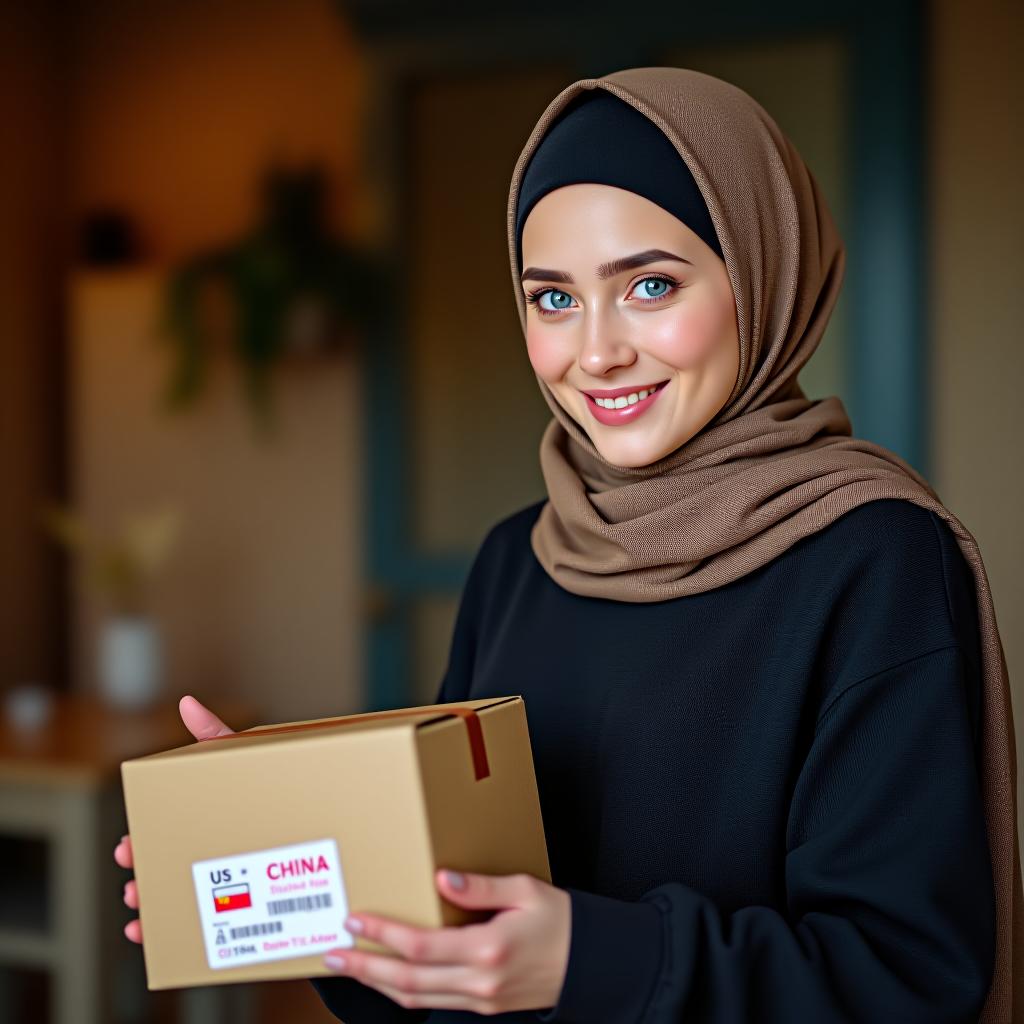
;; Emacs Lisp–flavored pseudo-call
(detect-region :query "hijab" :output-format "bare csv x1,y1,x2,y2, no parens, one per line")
506,66,1022,1021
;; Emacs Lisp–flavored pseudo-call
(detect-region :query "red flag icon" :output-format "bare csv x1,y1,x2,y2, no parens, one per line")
212,884,251,913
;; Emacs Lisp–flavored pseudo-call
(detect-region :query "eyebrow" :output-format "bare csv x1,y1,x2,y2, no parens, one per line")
520,248,692,284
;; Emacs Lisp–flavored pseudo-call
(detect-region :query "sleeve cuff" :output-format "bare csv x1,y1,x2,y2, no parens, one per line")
535,886,664,1023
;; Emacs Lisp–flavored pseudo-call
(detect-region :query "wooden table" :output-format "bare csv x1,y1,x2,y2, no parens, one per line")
0,691,258,1024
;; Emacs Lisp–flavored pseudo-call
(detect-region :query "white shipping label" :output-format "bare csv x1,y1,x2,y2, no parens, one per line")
191,838,352,970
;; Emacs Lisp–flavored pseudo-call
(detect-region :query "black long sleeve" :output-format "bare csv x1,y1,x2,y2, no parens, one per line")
536,645,994,1022
313,498,995,1023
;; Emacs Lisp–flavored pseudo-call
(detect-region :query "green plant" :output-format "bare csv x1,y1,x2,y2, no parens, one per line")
163,165,384,431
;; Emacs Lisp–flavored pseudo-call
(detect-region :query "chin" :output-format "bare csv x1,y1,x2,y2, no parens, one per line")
589,436,681,469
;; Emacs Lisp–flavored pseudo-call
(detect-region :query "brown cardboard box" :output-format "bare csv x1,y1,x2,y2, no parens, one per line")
120,695,550,990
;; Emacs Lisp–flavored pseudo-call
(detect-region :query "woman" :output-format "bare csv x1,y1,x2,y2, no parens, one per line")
116,67,1022,1021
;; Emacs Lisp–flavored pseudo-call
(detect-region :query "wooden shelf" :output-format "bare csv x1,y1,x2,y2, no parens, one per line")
0,691,260,1023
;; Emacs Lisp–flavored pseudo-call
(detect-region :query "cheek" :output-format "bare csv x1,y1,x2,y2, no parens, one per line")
525,325,572,383
647,296,734,371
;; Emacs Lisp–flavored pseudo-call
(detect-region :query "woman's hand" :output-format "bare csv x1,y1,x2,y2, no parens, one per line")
113,695,236,943
321,868,571,1016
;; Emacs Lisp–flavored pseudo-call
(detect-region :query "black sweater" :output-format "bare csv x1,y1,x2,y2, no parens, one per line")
312,497,995,1023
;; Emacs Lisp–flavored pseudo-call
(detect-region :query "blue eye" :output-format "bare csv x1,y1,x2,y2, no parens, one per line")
540,290,573,311
630,277,674,301
525,288,576,316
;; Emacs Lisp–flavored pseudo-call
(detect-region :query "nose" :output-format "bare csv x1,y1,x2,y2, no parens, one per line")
577,308,637,377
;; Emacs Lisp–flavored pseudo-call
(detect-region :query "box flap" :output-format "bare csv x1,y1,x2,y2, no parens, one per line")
121,696,523,766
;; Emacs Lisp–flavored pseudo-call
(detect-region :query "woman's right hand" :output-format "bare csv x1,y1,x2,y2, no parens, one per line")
114,694,236,943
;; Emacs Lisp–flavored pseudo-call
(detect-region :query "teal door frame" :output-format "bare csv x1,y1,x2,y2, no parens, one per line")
351,0,929,709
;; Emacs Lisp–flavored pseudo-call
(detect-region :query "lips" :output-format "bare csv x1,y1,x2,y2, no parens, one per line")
580,380,669,400
582,379,669,426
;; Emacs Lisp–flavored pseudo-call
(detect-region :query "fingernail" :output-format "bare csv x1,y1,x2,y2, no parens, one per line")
324,954,347,972
344,916,363,933
443,869,466,890
120,834,128,843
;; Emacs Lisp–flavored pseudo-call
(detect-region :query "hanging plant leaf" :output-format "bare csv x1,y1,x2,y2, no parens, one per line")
160,163,384,432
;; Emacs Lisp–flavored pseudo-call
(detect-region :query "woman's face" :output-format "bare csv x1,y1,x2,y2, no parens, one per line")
520,183,740,468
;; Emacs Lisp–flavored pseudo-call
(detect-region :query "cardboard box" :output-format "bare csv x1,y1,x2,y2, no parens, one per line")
121,695,550,989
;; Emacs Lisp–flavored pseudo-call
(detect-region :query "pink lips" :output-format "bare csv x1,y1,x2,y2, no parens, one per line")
583,380,669,426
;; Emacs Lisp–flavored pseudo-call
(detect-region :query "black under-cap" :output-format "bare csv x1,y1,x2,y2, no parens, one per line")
513,89,723,272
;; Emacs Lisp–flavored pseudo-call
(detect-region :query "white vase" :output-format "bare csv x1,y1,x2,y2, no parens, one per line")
99,616,163,711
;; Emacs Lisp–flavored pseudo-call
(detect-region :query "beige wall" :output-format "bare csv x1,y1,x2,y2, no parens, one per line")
64,0,370,721
0,4,67,691
930,0,1023,738
66,0,371,259
70,271,364,722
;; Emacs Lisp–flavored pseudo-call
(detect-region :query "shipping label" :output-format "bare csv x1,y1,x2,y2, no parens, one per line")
191,837,352,970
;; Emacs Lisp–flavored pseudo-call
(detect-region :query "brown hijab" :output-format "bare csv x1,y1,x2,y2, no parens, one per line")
505,66,1022,1020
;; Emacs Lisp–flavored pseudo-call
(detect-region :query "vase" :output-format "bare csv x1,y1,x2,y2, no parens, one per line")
98,616,163,711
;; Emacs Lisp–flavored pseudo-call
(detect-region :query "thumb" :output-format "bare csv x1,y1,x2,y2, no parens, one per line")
435,869,536,910
179,695,235,741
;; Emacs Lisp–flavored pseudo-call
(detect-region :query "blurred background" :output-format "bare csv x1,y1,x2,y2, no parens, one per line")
0,0,1020,1020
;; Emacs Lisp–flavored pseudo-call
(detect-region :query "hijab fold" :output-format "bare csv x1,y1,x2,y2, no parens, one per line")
506,67,1022,1021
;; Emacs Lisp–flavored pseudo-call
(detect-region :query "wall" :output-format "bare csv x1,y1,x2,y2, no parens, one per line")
67,0,370,259
930,0,1023,748
65,0,370,720
70,271,364,722
0,4,67,692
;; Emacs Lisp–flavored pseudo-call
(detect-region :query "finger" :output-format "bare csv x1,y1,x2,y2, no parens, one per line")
124,879,139,910
125,918,143,944
114,835,134,869
367,978,483,1013
179,695,234,741
344,913,491,965
435,869,538,911
323,948,484,1006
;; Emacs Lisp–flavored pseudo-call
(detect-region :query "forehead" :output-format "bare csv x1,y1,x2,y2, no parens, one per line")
521,184,699,255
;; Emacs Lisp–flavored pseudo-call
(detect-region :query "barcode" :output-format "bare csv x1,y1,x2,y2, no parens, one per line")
267,893,334,916
229,921,283,940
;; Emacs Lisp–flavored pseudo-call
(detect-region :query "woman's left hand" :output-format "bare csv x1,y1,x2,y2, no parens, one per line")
322,868,571,1015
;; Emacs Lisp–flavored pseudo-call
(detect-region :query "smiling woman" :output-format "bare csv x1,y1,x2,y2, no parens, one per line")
303,67,1019,1024
513,86,738,468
